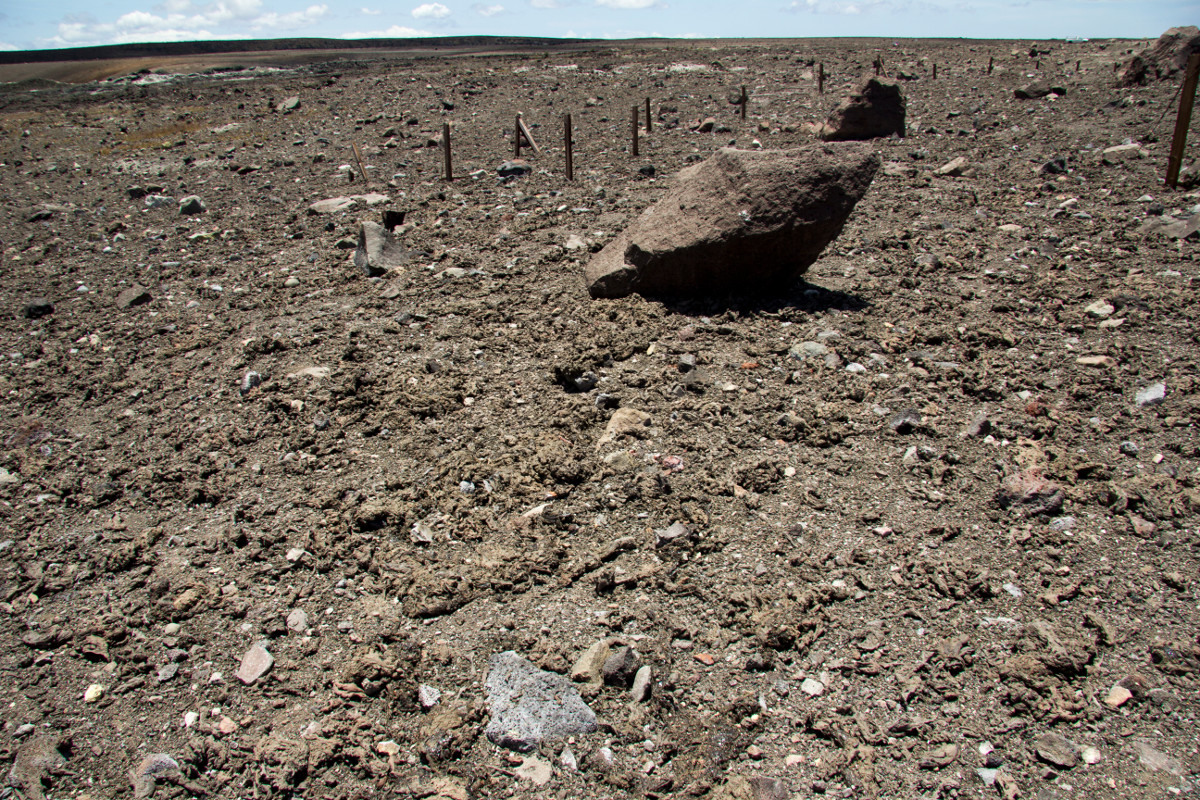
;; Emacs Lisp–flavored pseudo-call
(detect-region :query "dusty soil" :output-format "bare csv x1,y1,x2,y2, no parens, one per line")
1,35,1198,800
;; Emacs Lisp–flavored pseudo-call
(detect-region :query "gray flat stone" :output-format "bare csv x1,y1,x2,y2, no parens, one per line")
485,651,597,752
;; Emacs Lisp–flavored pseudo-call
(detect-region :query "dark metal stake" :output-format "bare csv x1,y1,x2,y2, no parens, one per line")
988,56,994,75
514,114,522,158
933,63,937,80
631,105,639,157
564,113,573,182
645,97,652,133
442,122,452,181
818,63,825,94
1166,53,1200,188
740,85,748,120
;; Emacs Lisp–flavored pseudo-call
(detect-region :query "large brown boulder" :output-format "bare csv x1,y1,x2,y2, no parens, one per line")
1120,26,1200,85
817,78,906,141
583,145,879,299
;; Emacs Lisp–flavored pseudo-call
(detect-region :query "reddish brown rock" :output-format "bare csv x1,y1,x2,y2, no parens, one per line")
584,144,879,298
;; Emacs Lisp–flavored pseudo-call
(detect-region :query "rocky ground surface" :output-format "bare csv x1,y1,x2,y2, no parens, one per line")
0,35,1198,800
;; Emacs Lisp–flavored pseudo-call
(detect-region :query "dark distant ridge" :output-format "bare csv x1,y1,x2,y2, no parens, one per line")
0,36,597,66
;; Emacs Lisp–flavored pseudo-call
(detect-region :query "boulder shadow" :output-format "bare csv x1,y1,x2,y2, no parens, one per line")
649,278,869,318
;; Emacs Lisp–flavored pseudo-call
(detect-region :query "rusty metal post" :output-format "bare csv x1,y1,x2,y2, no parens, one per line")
1166,53,1200,188
818,63,825,94
988,56,994,75
631,105,639,157
932,63,937,80
564,113,573,182
740,85,748,120
514,114,522,158
645,97,652,133
442,122,452,182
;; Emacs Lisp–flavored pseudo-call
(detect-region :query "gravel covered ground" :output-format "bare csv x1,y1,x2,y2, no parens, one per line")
1,35,1198,800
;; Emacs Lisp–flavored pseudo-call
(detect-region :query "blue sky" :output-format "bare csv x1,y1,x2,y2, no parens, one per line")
0,0,1194,52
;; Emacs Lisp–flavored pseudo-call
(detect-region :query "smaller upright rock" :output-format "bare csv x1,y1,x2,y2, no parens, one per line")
354,221,408,278
602,645,641,686
179,195,206,215
818,78,906,141
236,643,274,685
1135,382,1166,407
571,639,611,684
631,665,653,701
116,284,152,309
21,299,54,320
285,608,308,633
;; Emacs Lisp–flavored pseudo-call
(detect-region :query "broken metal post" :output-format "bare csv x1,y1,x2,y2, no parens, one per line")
516,114,540,154
442,122,453,182
1166,53,1200,188
351,142,370,191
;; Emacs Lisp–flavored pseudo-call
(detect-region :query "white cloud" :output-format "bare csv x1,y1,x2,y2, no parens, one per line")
472,2,504,14
0,41,18,51
412,2,451,17
530,0,560,7
41,0,332,47
361,6,383,13
343,24,432,37
596,0,659,7
252,4,329,29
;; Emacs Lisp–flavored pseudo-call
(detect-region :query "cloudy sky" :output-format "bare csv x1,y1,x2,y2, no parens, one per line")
0,0,1192,52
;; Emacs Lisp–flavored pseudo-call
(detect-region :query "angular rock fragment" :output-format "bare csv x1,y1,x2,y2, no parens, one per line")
354,220,408,278
1134,740,1184,775
585,145,879,298
116,284,152,309
485,651,597,752
817,78,906,141
1034,732,1078,769
497,159,532,178
130,753,181,798
1014,83,1066,99
21,299,54,320
236,643,274,685
597,407,651,449
996,470,1063,517
8,736,69,800
178,195,206,215
1119,26,1200,85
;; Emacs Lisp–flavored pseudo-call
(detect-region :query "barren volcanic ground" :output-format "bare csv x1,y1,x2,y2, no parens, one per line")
0,35,1198,800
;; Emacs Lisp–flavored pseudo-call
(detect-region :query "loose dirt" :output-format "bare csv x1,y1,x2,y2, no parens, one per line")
0,35,1197,800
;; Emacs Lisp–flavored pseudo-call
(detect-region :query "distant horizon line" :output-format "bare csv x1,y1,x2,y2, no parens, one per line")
0,32,1148,63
